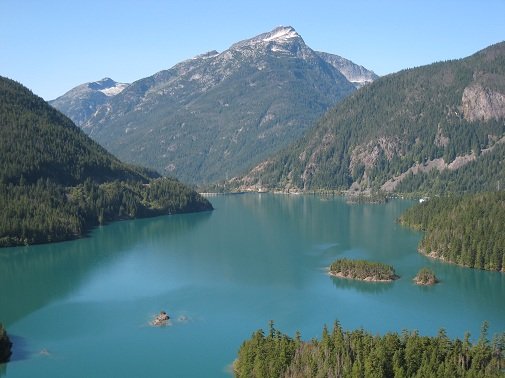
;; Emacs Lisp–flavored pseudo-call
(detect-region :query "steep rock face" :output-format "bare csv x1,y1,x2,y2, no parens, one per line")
52,26,377,184
462,83,505,122
316,51,378,88
231,41,505,193
49,78,128,126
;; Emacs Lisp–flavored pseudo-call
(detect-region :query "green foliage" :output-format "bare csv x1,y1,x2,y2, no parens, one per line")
0,323,12,363
400,192,505,271
235,322,505,378
414,267,438,285
234,321,298,378
0,178,212,248
0,76,212,247
232,42,505,193
329,258,397,281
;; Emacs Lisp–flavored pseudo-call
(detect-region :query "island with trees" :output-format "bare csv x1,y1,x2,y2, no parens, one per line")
329,258,398,282
234,321,505,378
0,324,12,363
399,192,505,272
413,267,439,285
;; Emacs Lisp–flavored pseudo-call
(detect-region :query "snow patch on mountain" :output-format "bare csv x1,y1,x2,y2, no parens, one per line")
99,83,129,96
263,27,299,42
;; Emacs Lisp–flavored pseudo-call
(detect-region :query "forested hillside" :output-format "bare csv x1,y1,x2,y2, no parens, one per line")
232,41,505,193
0,76,212,247
399,192,505,271
235,321,505,378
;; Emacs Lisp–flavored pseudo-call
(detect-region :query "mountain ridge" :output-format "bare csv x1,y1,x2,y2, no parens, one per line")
50,77,129,127
51,26,377,184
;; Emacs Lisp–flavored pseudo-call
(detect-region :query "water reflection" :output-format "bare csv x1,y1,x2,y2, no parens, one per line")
330,276,395,294
6,335,29,362
0,212,211,326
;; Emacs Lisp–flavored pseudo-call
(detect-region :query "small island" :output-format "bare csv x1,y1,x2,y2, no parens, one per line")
413,267,439,285
329,258,399,282
150,311,170,327
0,324,12,363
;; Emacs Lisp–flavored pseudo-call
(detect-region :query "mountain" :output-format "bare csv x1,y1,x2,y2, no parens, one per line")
316,51,378,88
0,76,212,247
50,78,128,127
51,26,377,184
231,41,505,194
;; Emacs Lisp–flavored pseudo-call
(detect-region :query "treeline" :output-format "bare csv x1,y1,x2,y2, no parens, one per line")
235,321,505,378
0,324,11,363
0,177,212,247
329,258,397,281
399,192,505,271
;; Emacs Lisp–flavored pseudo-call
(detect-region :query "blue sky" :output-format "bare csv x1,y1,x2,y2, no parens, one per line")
1,0,504,100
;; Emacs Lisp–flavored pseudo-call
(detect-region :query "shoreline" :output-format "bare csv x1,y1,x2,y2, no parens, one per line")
413,278,438,286
328,270,399,283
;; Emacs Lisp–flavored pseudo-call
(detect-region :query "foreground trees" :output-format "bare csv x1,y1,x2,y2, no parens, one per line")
235,321,505,378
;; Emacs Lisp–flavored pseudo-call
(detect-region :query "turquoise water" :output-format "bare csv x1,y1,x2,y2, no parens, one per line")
0,194,504,377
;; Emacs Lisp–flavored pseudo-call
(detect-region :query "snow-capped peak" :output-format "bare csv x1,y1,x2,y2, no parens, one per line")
88,78,129,96
230,26,303,51
262,26,299,42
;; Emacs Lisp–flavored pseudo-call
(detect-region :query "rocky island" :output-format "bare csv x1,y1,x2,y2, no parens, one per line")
329,258,399,282
413,267,439,285
150,311,170,327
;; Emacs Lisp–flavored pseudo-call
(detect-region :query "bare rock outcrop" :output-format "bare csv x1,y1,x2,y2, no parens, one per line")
462,83,505,122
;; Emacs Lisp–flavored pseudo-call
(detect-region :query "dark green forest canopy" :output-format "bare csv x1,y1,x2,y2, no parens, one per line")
329,258,397,281
235,321,505,378
399,192,505,272
0,76,212,247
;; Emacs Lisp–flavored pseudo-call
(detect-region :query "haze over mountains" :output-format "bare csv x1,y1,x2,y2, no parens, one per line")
232,42,505,194
51,26,377,184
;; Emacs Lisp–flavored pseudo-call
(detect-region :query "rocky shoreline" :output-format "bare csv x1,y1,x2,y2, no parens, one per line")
328,271,398,282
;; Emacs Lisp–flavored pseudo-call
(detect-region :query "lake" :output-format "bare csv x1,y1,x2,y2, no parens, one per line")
0,194,504,377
